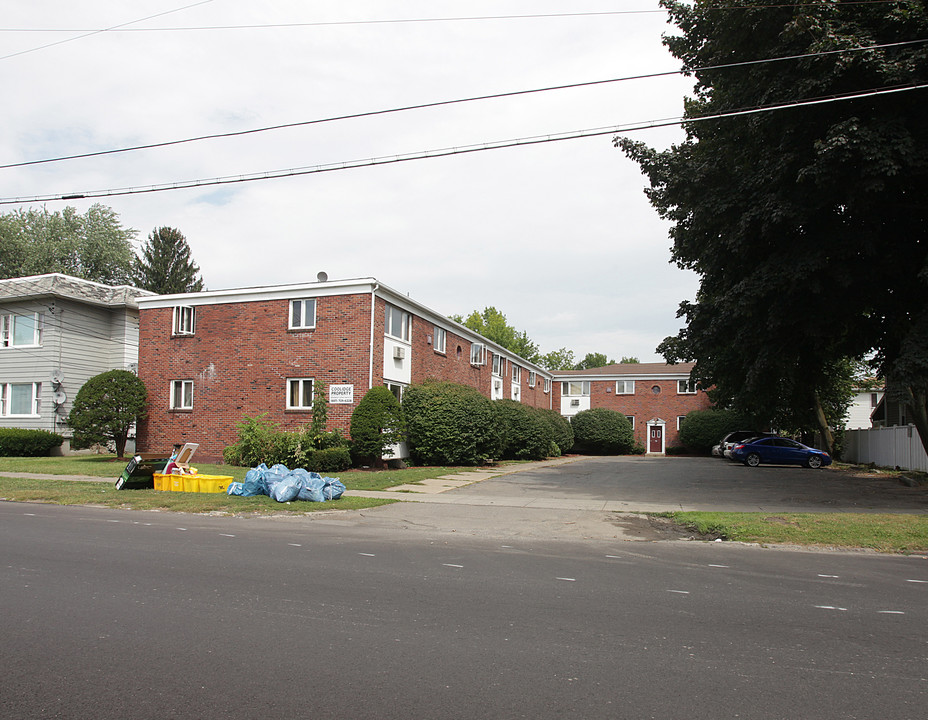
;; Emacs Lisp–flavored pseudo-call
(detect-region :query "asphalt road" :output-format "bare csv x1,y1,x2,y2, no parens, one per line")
2,502,927,719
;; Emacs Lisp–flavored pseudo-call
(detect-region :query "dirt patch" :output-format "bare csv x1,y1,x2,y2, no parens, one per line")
608,513,721,541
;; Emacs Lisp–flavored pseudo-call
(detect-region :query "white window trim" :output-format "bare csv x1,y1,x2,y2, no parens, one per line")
170,380,193,410
543,378,551,393
287,378,314,410
492,353,506,377
173,306,196,336
433,326,447,354
677,415,687,430
385,304,411,342
1,313,42,348
616,380,635,395
289,299,317,330
626,415,635,429
470,343,486,366
512,364,521,384
0,382,41,417
528,370,537,388
677,379,698,394
562,381,590,397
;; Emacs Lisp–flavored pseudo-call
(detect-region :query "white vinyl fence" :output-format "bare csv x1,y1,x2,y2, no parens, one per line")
842,425,928,472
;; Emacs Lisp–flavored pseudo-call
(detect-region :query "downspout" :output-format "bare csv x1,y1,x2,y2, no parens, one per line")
368,283,379,391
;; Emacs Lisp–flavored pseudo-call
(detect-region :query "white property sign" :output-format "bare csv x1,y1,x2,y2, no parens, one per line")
329,384,355,405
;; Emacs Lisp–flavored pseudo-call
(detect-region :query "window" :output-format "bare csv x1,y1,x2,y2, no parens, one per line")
386,382,406,403
289,299,316,330
651,385,662,394
626,415,635,429
173,306,195,335
512,364,521,383
1,313,41,347
562,381,590,396
1,382,41,416
385,304,410,341
528,371,537,388
287,378,313,410
870,393,879,408
677,415,687,430
170,380,193,410
543,378,551,393
470,343,486,366
616,380,635,395
433,326,446,354
492,353,505,377
678,379,698,394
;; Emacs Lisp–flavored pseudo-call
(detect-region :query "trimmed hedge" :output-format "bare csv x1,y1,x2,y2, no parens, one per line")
678,409,753,454
349,386,405,463
536,408,574,455
494,399,553,461
403,381,502,465
0,428,64,457
571,408,635,454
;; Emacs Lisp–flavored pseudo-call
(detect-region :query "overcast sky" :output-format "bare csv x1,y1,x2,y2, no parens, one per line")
2,1,698,363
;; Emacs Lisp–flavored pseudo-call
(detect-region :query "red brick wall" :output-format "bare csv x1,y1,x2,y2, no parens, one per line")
137,293,374,460
553,378,712,449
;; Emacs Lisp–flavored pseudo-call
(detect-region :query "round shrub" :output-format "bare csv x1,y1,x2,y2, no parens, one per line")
0,428,64,457
307,446,352,473
571,408,635,454
536,408,574,455
494,399,553,461
68,369,147,458
403,381,502,465
349,386,406,464
678,409,752,454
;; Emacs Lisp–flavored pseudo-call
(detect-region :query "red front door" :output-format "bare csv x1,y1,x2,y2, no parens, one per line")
649,425,663,453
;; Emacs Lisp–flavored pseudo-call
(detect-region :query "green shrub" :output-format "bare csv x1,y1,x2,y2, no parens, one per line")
536,408,574,455
349,386,406,464
307,446,352,473
403,381,502,465
0,428,64,456
223,415,350,469
68,369,147,458
571,408,635,454
494,400,552,461
223,413,280,467
678,409,753,454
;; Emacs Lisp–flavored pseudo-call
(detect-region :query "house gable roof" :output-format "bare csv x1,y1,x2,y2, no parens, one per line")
0,273,155,308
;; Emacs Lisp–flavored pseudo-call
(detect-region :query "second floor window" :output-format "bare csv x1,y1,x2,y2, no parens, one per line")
1,313,41,347
385,304,410,341
562,381,590,396
433,326,447,354
492,354,505,377
678,379,698,394
616,380,635,394
290,299,316,329
170,380,193,409
287,378,314,410
173,306,195,335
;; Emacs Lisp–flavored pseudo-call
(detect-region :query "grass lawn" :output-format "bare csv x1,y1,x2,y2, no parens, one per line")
664,511,928,554
0,455,484,514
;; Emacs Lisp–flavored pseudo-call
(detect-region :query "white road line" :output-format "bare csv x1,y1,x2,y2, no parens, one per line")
814,605,848,611
219,533,235,538
708,564,729,568
23,513,35,516
177,527,187,531
878,610,905,615
443,564,464,568
288,543,302,547
556,577,576,582
906,579,927,584
818,574,839,578
668,590,690,594
358,553,375,557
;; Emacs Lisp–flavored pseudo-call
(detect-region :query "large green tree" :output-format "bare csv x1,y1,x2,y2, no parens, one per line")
451,307,540,363
574,352,615,370
67,369,148,459
620,1,928,454
0,204,135,284
132,226,205,294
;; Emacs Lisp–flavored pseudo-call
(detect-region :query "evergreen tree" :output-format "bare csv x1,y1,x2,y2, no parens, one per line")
132,227,205,294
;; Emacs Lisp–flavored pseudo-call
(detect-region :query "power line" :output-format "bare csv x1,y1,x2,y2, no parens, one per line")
2,82,923,206
0,0,215,62
3,38,923,171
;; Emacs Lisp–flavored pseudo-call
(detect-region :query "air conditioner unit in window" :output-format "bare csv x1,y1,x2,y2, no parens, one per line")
393,346,406,360
570,399,580,407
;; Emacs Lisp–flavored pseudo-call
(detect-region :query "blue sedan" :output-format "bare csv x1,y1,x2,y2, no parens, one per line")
730,437,832,469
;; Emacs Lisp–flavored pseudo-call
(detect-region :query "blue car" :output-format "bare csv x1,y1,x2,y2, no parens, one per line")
730,436,832,469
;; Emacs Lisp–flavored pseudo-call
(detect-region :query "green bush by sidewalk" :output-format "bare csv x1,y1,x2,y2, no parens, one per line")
0,428,64,457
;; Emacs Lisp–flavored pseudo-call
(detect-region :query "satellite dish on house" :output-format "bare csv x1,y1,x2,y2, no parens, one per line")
317,271,328,282
52,369,64,385
53,390,67,405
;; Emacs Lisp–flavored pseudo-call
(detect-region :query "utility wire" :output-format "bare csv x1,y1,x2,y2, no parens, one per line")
2,82,923,206
0,0,215,61
2,38,924,171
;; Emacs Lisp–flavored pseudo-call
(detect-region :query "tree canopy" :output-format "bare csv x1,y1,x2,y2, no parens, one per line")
574,352,616,370
67,369,148,459
132,226,205,294
0,204,136,284
451,307,541,364
620,1,928,452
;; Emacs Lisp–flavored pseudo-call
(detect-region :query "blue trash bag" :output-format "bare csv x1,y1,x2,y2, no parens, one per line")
271,472,302,503
242,463,270,496
263,464,290,497
227,481,245,496
322,477,346,501
297,471,326,502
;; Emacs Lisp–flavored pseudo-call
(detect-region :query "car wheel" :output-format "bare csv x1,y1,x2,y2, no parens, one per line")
744,452,761,467
807,455,822,469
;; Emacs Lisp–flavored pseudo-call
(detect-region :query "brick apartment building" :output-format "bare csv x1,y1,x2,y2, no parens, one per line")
135,276,710,460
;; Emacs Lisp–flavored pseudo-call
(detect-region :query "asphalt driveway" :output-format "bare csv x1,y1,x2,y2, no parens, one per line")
446,456,928,513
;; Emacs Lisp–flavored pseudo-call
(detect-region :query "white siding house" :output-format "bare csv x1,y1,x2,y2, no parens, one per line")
0,274,155,452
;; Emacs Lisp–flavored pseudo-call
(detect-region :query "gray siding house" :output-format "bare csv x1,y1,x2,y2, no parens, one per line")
0,274,155,452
